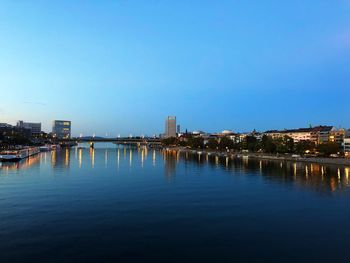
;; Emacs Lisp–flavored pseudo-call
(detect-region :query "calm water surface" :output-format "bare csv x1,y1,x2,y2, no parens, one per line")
1,143,350,262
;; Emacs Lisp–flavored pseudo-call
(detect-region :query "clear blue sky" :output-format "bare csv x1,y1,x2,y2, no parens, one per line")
0,1,349,136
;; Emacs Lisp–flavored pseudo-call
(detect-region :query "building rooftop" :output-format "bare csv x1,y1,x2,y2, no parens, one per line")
264,125,333,134
0,123,13,128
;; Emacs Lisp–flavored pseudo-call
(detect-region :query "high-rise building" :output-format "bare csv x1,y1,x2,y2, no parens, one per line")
177,125,181,134
17,120,41,136
52,120,71,139
165,116,176,138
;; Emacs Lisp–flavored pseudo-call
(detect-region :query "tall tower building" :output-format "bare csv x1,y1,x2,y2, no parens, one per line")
165,116,176,138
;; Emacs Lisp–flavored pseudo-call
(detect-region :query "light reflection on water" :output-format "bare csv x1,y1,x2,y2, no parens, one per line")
1,145,350,193
170,150,350,193
1,143,350,262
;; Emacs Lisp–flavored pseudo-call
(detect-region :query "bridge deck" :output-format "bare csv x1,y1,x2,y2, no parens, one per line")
60,138,162,144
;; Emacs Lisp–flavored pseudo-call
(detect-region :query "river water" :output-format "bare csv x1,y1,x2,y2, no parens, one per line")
1,143,350,262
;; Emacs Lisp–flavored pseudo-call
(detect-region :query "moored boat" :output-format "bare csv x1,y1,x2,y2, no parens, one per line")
51,144,61,150
0,147,40,162
39,145,53,152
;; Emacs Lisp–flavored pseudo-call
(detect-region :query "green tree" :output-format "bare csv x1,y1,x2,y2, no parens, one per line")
275,138,288,153
245,136,258,152
284,136,294,153
178,140,187,147
295,140,315,154
188,137,204,149
271,136,294,154
218,137,234,150
317,142,340,157
162,137,178,146
232,142,242,151
261,135,277,153
206,138,219,149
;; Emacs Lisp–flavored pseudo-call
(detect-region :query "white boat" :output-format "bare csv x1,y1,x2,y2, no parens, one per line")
51,144,61,150
39,145,52,152
0,147,40,162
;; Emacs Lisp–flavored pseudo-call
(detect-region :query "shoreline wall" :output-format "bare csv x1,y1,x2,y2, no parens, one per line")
163,147,350,167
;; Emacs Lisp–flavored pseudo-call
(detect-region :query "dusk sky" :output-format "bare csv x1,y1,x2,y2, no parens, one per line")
1,1,349,136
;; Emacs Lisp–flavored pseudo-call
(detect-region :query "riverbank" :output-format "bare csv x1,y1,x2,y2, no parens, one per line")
163,147,350,167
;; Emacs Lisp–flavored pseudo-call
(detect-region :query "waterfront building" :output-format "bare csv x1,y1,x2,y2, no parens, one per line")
211,130,240,143
192,130,207,137
249,129,263,141
177,130,208,144
343,138,350,157
346,129,350,138
264,128,312,142
263,130,284,140
221,130,235,136
1,124,32,140
264,126,334,144
329,128,345,144
221,130,237,142
16,121,42,136
311,126,334,144
165,116,176,138
235,131,261,143
52,120,71,139
237,133,250,143
289,129,313,142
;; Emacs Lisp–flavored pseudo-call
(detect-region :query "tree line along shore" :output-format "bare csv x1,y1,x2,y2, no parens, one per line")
161,134,350,166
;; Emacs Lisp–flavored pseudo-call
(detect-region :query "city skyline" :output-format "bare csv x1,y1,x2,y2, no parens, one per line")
1,1,350,135
1,116,349,138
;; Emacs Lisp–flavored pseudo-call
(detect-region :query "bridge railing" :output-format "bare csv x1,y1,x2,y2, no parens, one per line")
59,137,162,143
